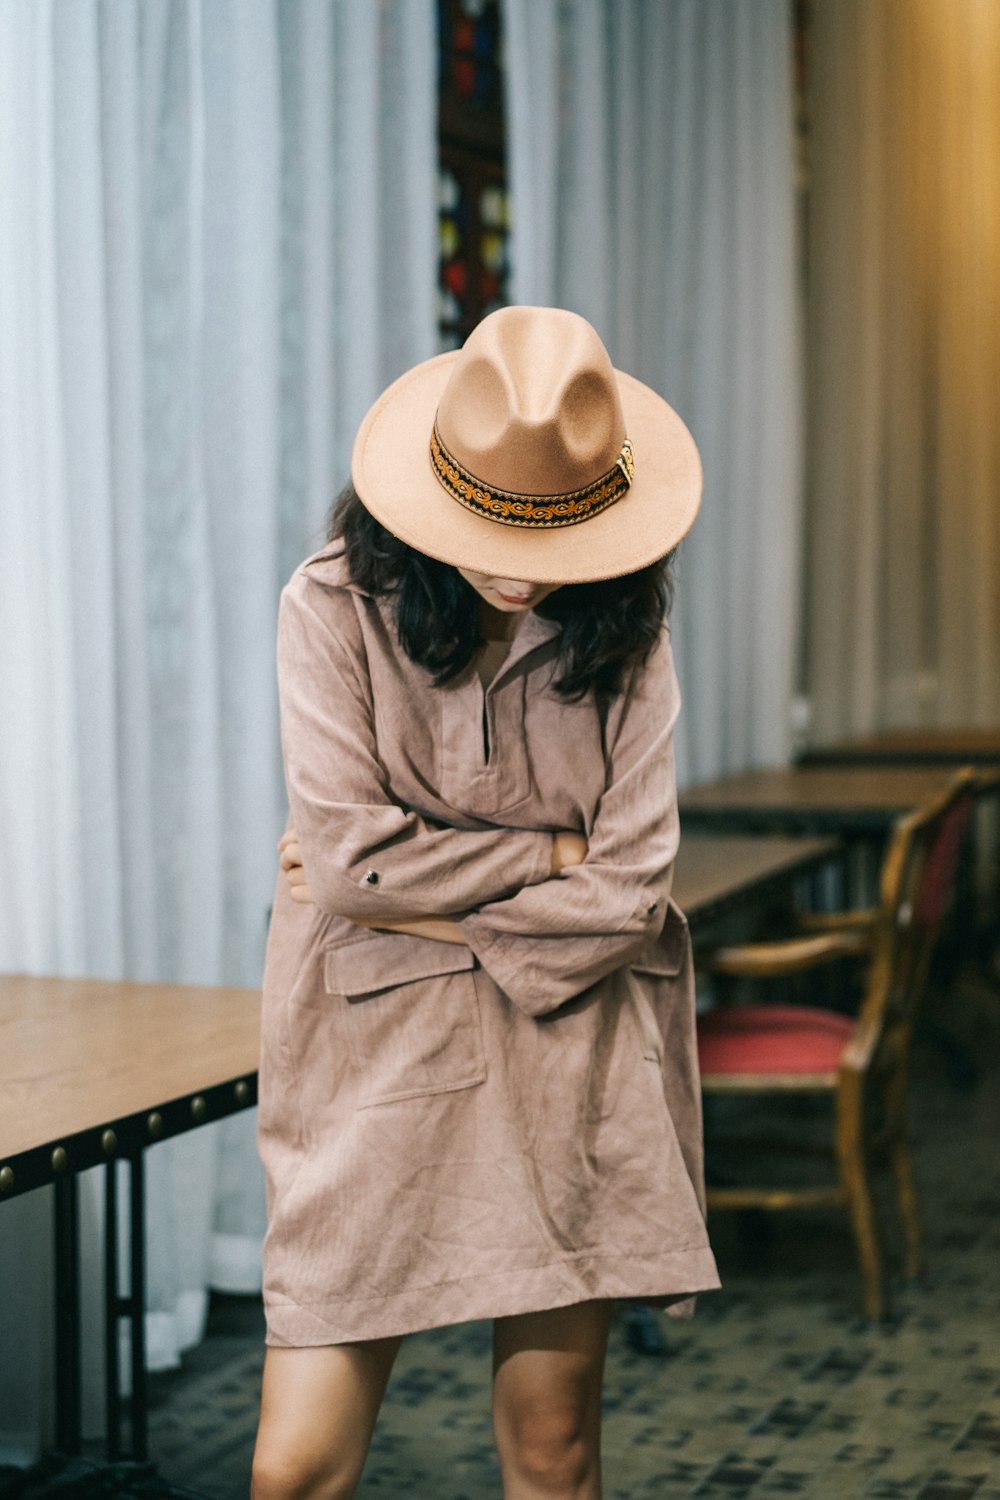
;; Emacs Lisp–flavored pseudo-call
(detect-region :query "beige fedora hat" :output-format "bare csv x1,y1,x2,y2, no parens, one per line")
351,305,702,585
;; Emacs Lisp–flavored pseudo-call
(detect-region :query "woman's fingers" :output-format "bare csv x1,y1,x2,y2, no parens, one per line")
278,832,309,900
280,841,304,872
277,829,313,900
551,830,588,873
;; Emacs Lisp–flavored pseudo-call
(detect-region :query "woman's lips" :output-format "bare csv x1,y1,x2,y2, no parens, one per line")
496,590,534,605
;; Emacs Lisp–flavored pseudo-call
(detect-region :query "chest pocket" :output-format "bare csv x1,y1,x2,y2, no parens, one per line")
625,901,690,1062
324,932,487,1109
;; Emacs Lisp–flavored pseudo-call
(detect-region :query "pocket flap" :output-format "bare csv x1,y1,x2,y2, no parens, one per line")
324,931,475,997
630,898,689,978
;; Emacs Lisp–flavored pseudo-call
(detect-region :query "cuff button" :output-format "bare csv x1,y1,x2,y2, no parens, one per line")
364,869,380,886
646,900,659,915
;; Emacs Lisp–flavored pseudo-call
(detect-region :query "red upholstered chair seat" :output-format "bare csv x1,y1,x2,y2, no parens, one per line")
697,1004,855,1075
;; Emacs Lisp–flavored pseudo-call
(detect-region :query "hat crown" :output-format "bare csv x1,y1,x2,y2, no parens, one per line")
436,307,626,495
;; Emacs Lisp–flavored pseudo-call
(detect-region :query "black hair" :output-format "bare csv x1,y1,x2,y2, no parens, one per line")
329,484,674,700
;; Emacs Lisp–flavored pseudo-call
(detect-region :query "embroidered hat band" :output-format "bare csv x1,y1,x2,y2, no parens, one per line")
431,425,636,530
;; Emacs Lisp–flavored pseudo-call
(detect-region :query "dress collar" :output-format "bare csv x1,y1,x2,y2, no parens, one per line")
302,538,562,679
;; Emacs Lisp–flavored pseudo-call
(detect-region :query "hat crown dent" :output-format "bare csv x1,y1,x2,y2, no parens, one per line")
436,307,627,496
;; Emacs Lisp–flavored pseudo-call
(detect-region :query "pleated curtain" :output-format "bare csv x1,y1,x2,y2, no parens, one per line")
502,0,803,783
805,0,1000,737
0,0,437,1458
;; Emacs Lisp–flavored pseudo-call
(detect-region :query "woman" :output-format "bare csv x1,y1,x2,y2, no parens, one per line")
252,306,719,1500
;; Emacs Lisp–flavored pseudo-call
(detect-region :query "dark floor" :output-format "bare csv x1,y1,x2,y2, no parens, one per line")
144,966,1000,1500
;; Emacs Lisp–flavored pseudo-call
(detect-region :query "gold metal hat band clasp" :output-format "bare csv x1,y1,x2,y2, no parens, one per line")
429,426,636,530
617,438,635,485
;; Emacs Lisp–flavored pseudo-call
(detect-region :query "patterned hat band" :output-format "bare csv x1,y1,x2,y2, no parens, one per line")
429,425,635,530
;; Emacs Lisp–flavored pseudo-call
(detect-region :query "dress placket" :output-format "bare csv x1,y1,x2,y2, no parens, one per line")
439,614,560,819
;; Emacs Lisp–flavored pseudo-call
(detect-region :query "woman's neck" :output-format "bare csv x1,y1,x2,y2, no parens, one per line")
478,599,527,643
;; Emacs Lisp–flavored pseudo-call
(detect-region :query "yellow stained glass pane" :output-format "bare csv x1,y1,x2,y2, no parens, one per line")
439,219,460,258
481,232,504,272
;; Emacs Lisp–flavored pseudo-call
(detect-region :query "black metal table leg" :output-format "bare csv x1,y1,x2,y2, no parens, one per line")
53,1174,82,1454
104,1151,148,1460
105,1158,121,1459
129,1151,148,1460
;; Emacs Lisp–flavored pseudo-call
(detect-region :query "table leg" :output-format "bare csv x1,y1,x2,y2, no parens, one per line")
129,1152,148,1461
105,1160,121,1459
53,1175,82,1454
103,1153,149,1461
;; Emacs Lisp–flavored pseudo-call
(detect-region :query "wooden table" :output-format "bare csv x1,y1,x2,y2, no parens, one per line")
673,833,840,927
0,976,260,1460
798,727,1000,767
679,765,957,837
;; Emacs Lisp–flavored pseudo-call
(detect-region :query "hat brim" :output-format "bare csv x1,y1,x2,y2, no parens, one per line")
351,350,702,585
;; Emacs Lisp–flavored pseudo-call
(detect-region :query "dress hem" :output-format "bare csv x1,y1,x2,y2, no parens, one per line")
263,1245,721,1347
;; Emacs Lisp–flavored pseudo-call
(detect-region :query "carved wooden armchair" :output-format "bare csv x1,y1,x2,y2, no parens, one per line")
696,768,979,1319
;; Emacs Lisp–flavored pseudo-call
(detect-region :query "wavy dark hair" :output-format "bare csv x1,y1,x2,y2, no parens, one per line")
329,485,675,700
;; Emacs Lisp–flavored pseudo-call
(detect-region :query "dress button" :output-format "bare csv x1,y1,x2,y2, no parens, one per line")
646,900,658,915
365,869,379,886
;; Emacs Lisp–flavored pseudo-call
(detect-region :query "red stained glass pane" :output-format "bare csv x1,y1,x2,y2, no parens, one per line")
443,259,468,297
454,57,476,95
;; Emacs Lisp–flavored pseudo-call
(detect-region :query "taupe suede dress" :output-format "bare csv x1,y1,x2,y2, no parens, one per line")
258,540,720,1346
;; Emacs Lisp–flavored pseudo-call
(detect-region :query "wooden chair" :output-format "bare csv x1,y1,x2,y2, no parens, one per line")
696,767,979,1320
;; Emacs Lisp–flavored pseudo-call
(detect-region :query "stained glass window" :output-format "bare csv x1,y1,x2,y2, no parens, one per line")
438,0,511,349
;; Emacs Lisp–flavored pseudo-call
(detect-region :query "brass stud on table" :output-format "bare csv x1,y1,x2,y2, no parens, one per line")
0,1166,14,1194
102,1129,118,1156
51,1147,68,1174
234,1080,251,1106
190,1096,208,1123
147,1111,164,1139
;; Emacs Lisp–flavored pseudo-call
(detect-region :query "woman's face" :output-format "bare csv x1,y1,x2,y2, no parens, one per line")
457,569,561,616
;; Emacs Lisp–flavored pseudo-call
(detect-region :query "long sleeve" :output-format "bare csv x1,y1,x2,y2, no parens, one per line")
458,628,681,1015
278,575,553,922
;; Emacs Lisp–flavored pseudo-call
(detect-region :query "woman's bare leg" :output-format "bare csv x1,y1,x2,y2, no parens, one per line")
251,1336,402,1500
492,1300,613,1500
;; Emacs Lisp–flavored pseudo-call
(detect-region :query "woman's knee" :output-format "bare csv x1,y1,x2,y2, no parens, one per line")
494,1398,596,1489
250,1440,360,1500
491,1301,610,1490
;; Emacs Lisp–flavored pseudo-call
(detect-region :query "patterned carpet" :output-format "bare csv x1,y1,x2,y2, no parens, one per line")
133,968,1000,1498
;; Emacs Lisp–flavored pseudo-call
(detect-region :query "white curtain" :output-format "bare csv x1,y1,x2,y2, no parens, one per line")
805,0,1000,738
503,0,802,784
0,0,437,1459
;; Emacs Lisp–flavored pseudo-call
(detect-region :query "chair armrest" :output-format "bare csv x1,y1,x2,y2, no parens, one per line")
797,907,879,936
701,928,870,979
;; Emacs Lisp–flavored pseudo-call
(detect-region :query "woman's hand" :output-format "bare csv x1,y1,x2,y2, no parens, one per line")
551,831,588,874
278,830,314,905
